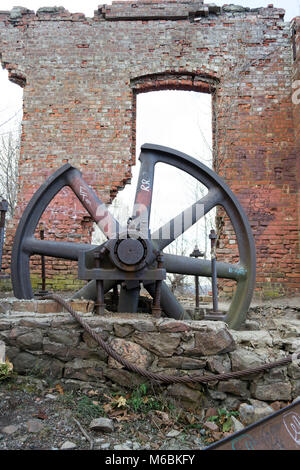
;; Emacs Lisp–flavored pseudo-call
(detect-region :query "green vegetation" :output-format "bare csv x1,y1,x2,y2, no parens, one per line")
0,360,13,381
207,408,240,433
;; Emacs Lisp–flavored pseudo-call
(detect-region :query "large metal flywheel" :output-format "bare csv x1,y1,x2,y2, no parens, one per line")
11,144,256,329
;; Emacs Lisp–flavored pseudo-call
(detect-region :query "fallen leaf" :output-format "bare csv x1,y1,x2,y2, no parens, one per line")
212,431,223,441
103,403,113,414
55,384,64,395
116,396,127,408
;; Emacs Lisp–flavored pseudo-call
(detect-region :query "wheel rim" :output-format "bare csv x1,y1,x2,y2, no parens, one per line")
11,144,256,329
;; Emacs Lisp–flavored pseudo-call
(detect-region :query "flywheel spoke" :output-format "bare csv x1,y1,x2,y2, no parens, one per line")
72,279,117,301
66,168,120,239
151,188,222,251
130,151,156,235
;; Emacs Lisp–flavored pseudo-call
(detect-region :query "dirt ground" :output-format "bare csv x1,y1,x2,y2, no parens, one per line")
0,374,209,451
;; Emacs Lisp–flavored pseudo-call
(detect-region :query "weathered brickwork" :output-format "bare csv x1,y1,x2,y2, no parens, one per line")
0,1,299,296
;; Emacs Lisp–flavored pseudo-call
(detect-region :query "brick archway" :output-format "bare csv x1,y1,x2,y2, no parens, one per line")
130,72,218,163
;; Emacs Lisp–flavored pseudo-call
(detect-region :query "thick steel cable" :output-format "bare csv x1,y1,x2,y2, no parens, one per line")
44,294,297,385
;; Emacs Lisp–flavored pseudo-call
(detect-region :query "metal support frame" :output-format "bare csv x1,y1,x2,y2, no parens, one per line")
0,200,9,279
189,245,204,310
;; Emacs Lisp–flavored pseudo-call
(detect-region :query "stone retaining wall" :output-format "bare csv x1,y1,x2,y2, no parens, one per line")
1,299,299,409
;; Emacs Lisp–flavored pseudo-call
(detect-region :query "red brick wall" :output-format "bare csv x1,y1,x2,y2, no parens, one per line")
292,18,300,281
0,2,299,297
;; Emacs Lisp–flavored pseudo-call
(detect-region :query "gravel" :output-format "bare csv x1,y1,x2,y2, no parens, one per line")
0,375,206,451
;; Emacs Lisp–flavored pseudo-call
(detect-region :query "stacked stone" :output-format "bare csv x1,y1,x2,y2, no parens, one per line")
0,300,299,409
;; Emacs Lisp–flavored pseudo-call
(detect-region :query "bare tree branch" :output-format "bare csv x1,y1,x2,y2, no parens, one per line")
0,125,21,218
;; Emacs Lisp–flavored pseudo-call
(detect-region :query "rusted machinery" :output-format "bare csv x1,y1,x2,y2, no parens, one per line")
11,144,256,329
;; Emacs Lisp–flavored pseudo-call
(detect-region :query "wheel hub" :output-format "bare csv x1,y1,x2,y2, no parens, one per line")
116,238,145,266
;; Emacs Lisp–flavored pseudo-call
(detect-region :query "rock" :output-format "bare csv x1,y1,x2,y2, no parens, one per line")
244,320,260,330
47,329,80,347
217,379,249,398
250,381,292,401
206,354,231,374
238,403,255,425
16,330,44,351
270,401,283,411
291,379,300,398
89,417,114,433
132,442,141,450
223,5,250,13
207,389,227,401
239,400,274,426
64,358,105,382
108,338,153,369
203,421,219,432
156,356,206,370
60,441,77,450
167,383,205,410
45,394,57,400
114,443,132,450
27,419,44,433
104,368,146,389
231,330,273,348
114,323,135,338
101,442,110,449
13,352,64,378
131,332,181,357
223,395,242,411
0,341,5,362
158,319,191,333
231,416,244,432
166,430,181,438
288,362,300,380
183,322,235,356
205,407,218,419
2,425,19,435
37,7,66,14
230,348,266,371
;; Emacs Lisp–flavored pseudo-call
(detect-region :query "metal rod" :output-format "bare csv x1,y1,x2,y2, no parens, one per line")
39,224,46,292
189,245,204,310
209,229,218,312
0,200,8,274
195,275,199,309
151,252,164,317
94,251,105,315
152,280,162,317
